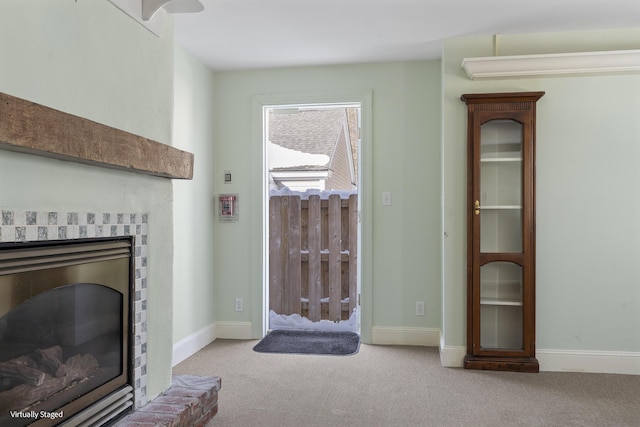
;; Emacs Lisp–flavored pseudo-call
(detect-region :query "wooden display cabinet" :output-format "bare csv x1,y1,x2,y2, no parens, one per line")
461,92,544,373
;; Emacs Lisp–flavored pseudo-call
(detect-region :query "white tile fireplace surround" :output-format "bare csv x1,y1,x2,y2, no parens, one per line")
0,209,149,409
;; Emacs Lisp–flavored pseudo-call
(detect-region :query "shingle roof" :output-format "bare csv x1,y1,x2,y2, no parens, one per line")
269,109,345,168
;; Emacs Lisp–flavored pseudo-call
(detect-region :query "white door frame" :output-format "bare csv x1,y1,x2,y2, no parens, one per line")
251,90,373,343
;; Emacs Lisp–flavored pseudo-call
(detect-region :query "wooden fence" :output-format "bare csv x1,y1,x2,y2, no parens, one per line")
269,193,357,322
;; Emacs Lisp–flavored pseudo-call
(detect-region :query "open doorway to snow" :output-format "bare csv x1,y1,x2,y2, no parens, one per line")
265,103,361,333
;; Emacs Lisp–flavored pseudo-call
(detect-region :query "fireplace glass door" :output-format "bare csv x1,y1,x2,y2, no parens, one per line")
0,239,132,427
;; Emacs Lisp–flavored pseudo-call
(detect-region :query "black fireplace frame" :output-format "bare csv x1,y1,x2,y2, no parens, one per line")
0,236,135,427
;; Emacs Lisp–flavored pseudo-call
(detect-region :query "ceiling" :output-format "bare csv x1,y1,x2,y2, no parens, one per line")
174,0,640,71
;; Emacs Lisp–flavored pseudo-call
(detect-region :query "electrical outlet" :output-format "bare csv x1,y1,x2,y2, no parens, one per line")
235,298,243,312
416,301,425,316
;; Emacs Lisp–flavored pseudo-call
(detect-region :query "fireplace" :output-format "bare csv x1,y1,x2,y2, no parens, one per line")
0,237,134,427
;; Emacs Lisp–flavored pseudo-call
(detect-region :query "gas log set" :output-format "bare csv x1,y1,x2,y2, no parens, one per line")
0,345,107,413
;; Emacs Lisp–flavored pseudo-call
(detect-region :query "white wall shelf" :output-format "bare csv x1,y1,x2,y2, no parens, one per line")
462,49,640,80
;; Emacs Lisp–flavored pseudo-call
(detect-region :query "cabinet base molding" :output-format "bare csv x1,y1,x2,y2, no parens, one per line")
464,355,539,373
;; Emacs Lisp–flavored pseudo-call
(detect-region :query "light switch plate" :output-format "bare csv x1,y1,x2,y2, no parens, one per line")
382,191,392,206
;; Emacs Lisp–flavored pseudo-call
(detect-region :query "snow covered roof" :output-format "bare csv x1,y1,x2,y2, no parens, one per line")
268,108,346,171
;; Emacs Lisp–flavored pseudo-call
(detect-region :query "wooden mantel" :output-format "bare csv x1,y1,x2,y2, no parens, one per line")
0,92,193,179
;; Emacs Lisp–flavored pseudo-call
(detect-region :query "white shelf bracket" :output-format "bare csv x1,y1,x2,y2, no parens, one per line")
109,0,204,36
142,0,204,21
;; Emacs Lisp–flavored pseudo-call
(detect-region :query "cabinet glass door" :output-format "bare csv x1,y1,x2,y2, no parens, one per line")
478,119,524,351
479,120,522,253
480,262,523,349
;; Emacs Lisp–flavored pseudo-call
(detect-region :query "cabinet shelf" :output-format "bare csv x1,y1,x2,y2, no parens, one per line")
481,157,522,162
480,298,523,306
479,205,522,210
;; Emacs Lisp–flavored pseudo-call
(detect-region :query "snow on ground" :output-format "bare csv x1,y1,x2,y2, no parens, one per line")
269,309,358,333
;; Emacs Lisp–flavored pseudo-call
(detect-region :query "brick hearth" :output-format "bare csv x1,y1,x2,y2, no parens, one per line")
115,375,221,427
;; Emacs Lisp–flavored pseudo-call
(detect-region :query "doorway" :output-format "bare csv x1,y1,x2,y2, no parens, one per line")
264,103,362,334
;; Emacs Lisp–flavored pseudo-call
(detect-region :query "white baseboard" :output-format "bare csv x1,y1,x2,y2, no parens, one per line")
215,321,253,340
172,322,216,367
172,321,254,366
537,349,640,375
434,343,640,374
371,326,440,346
439,344,466,368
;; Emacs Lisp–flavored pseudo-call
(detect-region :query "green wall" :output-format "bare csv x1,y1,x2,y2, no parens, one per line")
213,61,442,342
172,45,217,347
442,28,640,353
0,1,176,399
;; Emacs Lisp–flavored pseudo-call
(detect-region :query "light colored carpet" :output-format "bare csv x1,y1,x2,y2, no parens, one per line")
173,339,640,427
